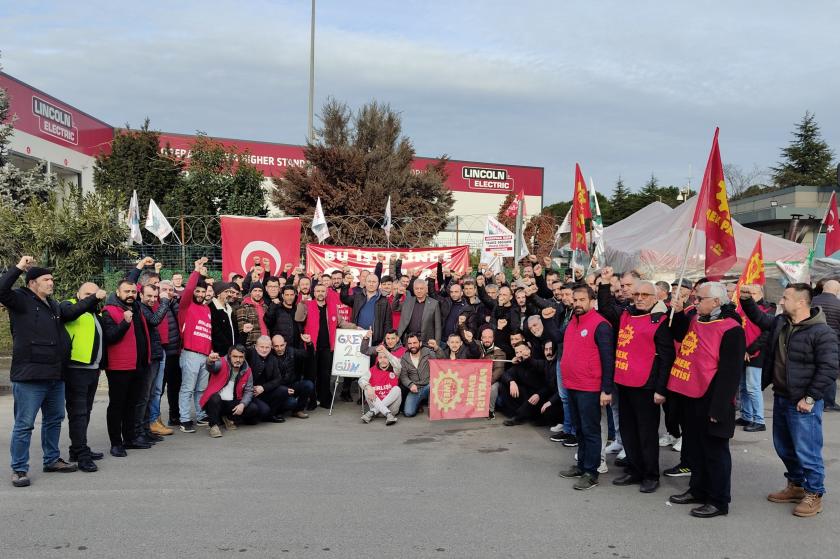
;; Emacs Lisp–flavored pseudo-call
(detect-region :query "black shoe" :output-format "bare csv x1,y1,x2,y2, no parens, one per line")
744,422,766,432
180,422,196,433
43,458,78,473
487,411,496,420
110,445,127,458
612,474,642,486
614,456,630,468
550,431,572,443
89,451,104,461
340,391,353,402
144,433,164,443
664,464,691,477
168,419,182,427
561,435,578,447
669,490,704,505
824,404,840,412
503,417,525,426
267,415,286,423
690,503,727,518
78,460,98,473
735,417,750,427
639,479,660,493
306,401,318,411
124,440,152,450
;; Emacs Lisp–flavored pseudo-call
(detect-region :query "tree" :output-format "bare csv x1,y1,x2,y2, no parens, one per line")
610,176,636,222
523,211,558,258
544,200,571,221
724,163,766,198
772,111,836,187
0,59,56,210
0,185,134,298
271,98,453,247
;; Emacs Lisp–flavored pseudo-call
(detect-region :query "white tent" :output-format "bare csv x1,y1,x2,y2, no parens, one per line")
603,196,809,280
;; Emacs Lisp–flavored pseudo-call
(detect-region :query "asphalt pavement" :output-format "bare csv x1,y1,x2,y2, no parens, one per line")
0,390,837,558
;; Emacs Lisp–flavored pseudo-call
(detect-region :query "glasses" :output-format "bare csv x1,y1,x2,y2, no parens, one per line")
695,295,716,301
633,292,655,298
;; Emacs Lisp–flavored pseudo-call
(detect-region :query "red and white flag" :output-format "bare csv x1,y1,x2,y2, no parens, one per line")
823,191,840,257
504,190,525,218
221,216,301,279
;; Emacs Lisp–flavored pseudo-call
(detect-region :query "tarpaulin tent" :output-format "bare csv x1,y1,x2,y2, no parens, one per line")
602,196,809,280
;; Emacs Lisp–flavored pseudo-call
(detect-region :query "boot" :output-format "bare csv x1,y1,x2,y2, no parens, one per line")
793,492,822,517
767,481,806,503
150,419,174,436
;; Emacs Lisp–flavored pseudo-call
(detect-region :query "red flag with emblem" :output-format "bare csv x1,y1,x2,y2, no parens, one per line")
504,190,525,218
733,237,764,307
823,191,840,257
693,128,736,280
570,163,591,252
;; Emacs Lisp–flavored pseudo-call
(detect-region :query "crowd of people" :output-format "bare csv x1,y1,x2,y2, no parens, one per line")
2,251,838,520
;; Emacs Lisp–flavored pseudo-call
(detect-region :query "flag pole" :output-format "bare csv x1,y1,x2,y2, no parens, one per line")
669,224,697,326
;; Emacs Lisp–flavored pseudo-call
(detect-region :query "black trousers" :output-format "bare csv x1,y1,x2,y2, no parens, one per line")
204,393,259,427
679,394,732,511
133,363,155,439
105,370,144,446
497,384,543,420
254,385,291,418
161,353,182,423
65,368,100,460
663,396,682,438
313,348,334,406
618,386,661,481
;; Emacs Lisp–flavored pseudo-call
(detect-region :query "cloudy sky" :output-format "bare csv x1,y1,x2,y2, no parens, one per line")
2,1,838,204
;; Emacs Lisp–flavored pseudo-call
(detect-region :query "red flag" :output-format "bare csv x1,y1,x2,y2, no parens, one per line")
823,191,840,257
504,190,524,218
570,163,591,252
693,128,736,280
429,359,492,420
220,216,301,279
733,237,764,308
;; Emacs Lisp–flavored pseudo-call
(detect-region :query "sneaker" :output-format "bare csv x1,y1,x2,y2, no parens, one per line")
11,471,30,487
43,458,78,473
550,423,564,433
385,413,398,426
672,437,682,453
168,418,181,427
361,410,375,424
558,465,584,479
222,417,238,431
195,418,209,427
658,433,677,447
793,492,823,517
664,464,691,477
180,421,196,433
597,460,609,474
209,425,223,438
550,432,569,443
562,435,578,447
605,440,623,454
573,473,599,490
768,481,806,503
487,411,496,420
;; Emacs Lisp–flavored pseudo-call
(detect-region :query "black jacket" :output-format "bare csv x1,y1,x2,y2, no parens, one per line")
246,348,283,393
811,293,840,339
742,297,839,403
340,284,392,344
274,346,307,386
501,357,548,396
744,299,774,368
0,266,99,381
140,299,171,361
162,299,181,356
265,302,301,348
210,299,240,355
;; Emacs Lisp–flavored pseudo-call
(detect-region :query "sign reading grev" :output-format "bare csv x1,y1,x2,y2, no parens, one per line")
32,95,78,145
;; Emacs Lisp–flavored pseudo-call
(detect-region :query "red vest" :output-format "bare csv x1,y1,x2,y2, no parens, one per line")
389,294,403,329
560,309,609,392
368,365,399,399
304,299,338,350
667,316,740,397
103,304,151,371
199,359,251,408
614,312,660,388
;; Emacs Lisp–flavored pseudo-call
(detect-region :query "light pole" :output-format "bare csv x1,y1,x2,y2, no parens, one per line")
307,0,316,143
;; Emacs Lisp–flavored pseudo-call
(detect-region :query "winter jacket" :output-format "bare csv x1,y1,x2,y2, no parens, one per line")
741,297,839,402
101,293,151,371
139,298,171,361
246,348,282,393
264,302,301,348
339,284,392,345
0,266,99,381
273,346,307,386
162,299,181,356
399,347,436,388
200,355,253,408
210,298,240,355
62,297,107,369
236,296,267,347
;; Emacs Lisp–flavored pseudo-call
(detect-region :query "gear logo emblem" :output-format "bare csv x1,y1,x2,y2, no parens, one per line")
432,369,464,412
617,325,634,348
680,331,699,356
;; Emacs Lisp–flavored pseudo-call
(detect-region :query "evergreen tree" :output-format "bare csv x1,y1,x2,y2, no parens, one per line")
609,176,635,222
772,111,836,187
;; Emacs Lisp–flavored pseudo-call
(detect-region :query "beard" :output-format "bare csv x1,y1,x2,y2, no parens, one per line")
573,307,586,315
409,346,420,354
121,296,135,305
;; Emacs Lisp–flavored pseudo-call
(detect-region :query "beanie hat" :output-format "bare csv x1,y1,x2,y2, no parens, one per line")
25,267,51,283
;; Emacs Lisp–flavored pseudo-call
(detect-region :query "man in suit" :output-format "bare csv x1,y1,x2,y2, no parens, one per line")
394,279,442,344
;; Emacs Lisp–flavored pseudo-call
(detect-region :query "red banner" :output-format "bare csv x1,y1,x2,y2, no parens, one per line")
570,163,591,252
823,191,840,257
429,360,492,420
220,216,301,279
305,244,469,278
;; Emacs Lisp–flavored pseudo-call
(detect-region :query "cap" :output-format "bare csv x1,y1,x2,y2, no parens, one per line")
25,267,51,283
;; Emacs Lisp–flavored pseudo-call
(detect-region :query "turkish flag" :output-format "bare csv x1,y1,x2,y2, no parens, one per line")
220,216,301,279
429,359,493,420
823,191,840,257
570,163,591,252
693,128,736,280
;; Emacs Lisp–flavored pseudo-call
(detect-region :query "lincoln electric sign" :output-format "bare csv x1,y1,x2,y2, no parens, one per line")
32,95,78,145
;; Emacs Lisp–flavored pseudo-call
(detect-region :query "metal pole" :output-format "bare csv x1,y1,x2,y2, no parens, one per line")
307,0,316,143
514,194,524,261
180,215,186,272
669,224,697,326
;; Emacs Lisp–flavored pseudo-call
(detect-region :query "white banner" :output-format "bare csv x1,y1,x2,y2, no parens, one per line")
330,328,370,379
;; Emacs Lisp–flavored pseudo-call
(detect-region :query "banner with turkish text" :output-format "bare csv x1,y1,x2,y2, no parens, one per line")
221,216,301,279
429,359,492,420
305,244,470,279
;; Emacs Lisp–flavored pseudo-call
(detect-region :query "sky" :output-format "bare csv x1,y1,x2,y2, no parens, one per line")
2,0,839,205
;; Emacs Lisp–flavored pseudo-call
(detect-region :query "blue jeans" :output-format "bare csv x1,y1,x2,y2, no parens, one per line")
179,350,209,423
11,380,65,472
739,365,764,424
403,384,430,417
149,354,166,422
556,361,575,435
773,395,825,494
567,389,602,476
